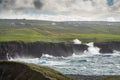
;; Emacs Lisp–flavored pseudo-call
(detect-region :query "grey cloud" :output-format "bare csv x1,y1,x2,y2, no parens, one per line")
0,0,43,9
0,0,2,3
0,0,120,21
1,0,15,8
33,0,43,9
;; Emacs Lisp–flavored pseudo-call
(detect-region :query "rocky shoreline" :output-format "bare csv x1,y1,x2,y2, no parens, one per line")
0,41,120,60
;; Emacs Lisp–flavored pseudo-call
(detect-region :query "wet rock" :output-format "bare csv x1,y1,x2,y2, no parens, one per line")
0,41,87,60
94,42,120,53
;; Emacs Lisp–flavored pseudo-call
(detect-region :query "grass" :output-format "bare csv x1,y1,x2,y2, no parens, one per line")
0,61,73,80
0,19,120,42
0,28,120,42
101,76,120,80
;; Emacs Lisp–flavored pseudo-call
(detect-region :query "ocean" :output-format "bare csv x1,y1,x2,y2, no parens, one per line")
9,42,120,75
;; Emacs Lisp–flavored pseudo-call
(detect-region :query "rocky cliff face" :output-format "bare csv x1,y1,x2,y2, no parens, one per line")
0,41,88,60
94,42,120,53
0,41,120,60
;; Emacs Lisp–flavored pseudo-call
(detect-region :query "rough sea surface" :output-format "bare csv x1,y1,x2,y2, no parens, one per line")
10,45,120,75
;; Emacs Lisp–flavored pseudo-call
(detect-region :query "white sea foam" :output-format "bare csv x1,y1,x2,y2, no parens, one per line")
73,39,82,44
10,50,120,75
42,54,54,58
84,42,100,55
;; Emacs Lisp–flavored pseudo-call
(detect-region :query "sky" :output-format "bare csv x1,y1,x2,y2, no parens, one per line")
0,0,120,21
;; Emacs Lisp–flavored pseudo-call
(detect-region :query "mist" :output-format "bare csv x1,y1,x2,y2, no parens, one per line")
0,0,120,21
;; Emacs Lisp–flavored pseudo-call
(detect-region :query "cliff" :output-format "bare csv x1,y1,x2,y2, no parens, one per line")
0,41,120,60
0,41,88,60
94,42,120,53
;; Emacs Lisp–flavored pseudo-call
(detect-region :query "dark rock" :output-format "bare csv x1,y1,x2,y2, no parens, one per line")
94,42,120,53
72,44,88,55
0,41,87,60
0,41,120,60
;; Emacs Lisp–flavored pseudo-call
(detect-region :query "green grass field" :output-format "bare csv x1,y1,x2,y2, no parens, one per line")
0,19,120,42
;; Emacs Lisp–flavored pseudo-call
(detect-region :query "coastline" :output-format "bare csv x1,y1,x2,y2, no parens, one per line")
67,75,100,80
67,75,120,80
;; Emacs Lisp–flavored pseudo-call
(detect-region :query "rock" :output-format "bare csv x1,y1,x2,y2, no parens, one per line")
94,42,120,53
0,41,120,60
72,44,88,55
0,61,73,80
0,41,87,60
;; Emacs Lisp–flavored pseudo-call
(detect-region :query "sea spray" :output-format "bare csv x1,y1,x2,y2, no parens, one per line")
84,42,100,55
73,39,82,44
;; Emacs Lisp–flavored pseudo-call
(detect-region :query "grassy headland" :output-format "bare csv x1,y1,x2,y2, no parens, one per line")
0,19,120,42
0,61,73,80
0,61,120,80
67,75,120,80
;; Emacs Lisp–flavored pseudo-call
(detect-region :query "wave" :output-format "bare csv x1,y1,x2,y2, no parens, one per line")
10,50,120,63
9,50,120,75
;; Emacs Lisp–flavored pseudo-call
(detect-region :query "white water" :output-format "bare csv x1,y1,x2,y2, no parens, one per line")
73,39,82,44
9,42,120,75
84,42,100,55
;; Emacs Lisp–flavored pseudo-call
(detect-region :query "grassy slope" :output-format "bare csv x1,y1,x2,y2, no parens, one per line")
0,19,120,42
68,75,120,80
0,61,73,80
102,76,120,80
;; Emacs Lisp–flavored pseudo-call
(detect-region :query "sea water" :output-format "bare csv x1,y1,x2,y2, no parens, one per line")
10,42,120,75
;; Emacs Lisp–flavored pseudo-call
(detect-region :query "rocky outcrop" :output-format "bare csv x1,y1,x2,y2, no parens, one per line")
94,42,120,53
0,41,88,60
0,41,120,60
0,61,72,80
72,44,88,55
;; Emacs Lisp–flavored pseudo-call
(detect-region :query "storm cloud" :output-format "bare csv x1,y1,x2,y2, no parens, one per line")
0,0,120,21
0,0,2,3
0,0,43,9
33,0,43,9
